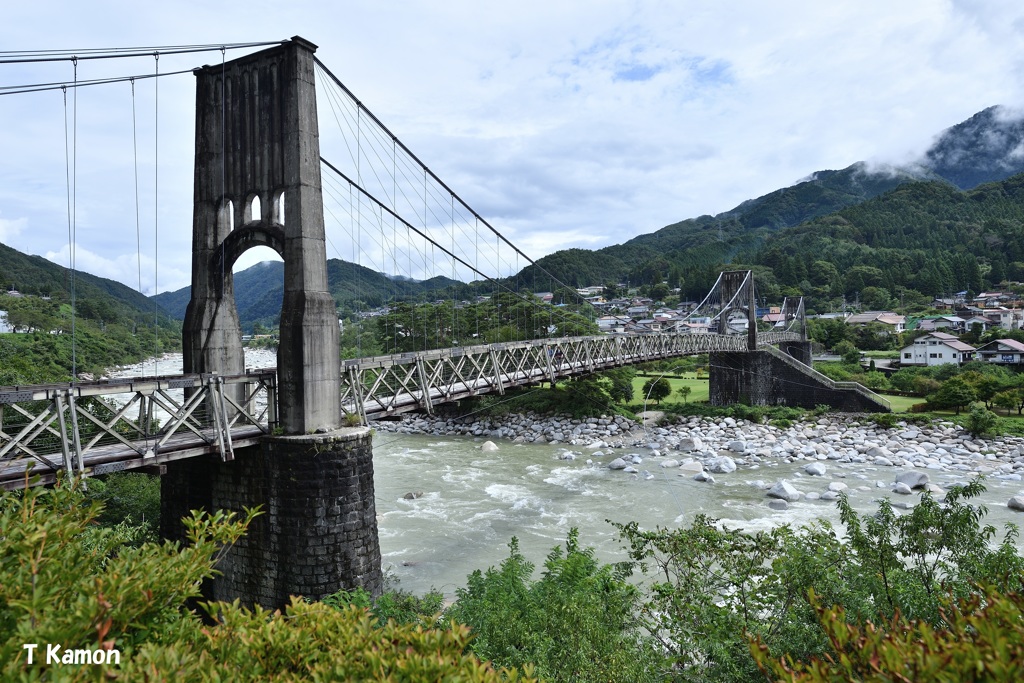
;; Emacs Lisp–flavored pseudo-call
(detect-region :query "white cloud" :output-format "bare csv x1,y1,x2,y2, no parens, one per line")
2,0,1024,292
0,214,27,242
44,244,189,296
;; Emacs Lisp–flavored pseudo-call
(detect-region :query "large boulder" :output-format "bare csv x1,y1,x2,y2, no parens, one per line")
678,461,705,475
727,440,747,453
1008,496,1024,512
804,462,827,477
706,456,737,474
866,445,890,459
895,471,930,489
607,458,629,470
660,459,680,468
480,441,499,452
678,436,704,452
767,480,803,502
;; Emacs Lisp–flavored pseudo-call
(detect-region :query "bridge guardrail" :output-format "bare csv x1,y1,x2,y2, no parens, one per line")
0,370,277,490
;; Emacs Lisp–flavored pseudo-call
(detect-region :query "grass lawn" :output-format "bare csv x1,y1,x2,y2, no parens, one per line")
878,394,923,413
628,374,709,409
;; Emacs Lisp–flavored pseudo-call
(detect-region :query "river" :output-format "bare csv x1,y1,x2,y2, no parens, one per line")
110,352,1024,598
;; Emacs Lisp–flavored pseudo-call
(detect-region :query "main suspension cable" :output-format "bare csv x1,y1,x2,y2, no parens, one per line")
0,41,282,64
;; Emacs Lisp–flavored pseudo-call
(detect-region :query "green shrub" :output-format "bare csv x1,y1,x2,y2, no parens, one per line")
869,413,900,429
445,530,663,682
84,472,161,541
322,584,444,629
963,402,1000,437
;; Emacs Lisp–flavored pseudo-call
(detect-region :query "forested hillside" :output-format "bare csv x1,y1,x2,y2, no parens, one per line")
753,175,1024,309
515,162,925,291
0,243,180,384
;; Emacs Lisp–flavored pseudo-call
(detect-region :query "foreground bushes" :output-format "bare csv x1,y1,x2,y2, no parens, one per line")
610,478,1024,681
0,482,534,682
5,475,1024,681
753,587,1024,681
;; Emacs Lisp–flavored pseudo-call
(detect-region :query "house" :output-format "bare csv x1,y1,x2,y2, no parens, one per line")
674,321,709,334
987,309,1024,331
596,315,630,334
974,339,1024,365
899,332,976,367
974,292,1012,308
916,315,967,333
846,311,906,334
634,318,663,332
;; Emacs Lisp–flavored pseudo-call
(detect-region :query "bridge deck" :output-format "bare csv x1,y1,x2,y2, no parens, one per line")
0,330,829,490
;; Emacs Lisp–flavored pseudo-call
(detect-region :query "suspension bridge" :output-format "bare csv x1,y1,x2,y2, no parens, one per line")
0,38,887,607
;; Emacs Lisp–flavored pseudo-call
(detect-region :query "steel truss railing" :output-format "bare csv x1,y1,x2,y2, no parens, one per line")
0,370,277,490
340,330,802,420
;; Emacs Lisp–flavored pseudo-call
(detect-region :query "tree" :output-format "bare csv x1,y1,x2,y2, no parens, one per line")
834,340,861,365
677,385,692,403
808,317,850,350
928,376,977,414
860,285,892,311
641,377,671,404
993,388,1024,415
964,403,999,437
649,282,670,301
604,367,636,404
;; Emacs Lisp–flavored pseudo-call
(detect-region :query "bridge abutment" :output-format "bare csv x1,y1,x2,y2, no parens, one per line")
161,427,382,609
710,348,887,412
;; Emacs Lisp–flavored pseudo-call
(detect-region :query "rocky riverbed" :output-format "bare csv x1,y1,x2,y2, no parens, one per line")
376,412,1024,513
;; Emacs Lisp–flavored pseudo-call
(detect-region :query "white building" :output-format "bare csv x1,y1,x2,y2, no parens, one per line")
899,332,975,367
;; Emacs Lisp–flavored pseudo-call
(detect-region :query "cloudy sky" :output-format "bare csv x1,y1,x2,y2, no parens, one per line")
2,0,1024,294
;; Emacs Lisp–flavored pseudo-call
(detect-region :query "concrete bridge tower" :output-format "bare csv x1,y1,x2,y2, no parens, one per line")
164,37,382,608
